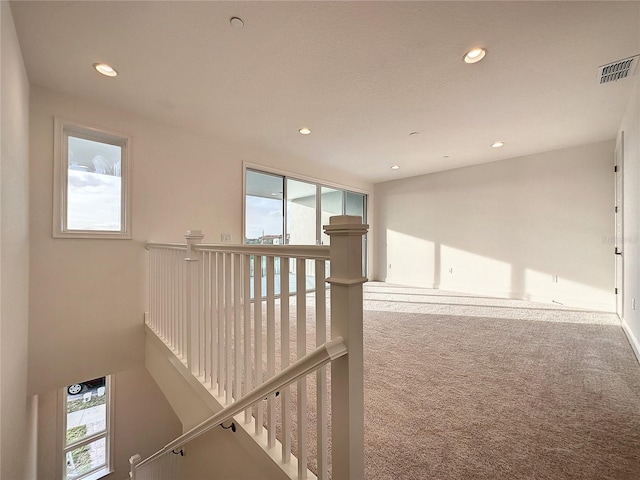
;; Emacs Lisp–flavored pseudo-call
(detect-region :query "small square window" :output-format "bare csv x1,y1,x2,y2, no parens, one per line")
54,119,131,238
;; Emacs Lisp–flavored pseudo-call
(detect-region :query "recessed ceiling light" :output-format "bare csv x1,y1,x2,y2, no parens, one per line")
93,63,118,77
409,131,420,136
299,127,311,135
230,17,244,28
463,47,486,64
443,155,450,158
491,141,505,148
391,165,400,170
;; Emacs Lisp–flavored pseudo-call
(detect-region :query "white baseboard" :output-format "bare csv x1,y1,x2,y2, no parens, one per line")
622,320,640,364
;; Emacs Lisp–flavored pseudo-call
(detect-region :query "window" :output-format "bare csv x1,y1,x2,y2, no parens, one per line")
245,169,284,244
245,167,368,297
54,119,131,238
61,376,114,480
244,165,368,263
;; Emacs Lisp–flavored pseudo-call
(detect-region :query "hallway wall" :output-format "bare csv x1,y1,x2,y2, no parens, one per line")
28,86,371,394
1,2,35,478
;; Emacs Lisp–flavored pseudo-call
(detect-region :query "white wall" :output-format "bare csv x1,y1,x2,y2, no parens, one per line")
28,85,370,475
1,2,35,478
29,86,371,396
36,367,182,479
620,79,640,358
374,140,615,311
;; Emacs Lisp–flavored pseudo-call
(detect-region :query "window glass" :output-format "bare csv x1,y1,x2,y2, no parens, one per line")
66,438,106,480
346,191,367,276
244,168,368,272
245,170,284,244
346,191,366,220
63,376,112,480
287,179,316,245
67,136,122,231
321,187,344,245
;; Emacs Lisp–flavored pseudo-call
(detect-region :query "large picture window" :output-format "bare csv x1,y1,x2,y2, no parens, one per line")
61,376,114,480
244,166,367,255
244,166,368,296
54,119,131,238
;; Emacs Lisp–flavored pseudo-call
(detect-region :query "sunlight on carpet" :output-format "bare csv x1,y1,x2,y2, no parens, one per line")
362,282,640,480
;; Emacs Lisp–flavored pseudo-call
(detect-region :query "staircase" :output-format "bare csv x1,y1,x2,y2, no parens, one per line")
130,216,367,480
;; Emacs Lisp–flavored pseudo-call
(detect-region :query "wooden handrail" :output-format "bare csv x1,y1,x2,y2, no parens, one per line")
146,241,330,260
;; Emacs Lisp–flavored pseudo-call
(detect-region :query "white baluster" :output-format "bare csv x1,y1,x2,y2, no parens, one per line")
254,255,263,435
203,252,211,384
266,255,276,448
217,252,225,397
296,257,307,478
211,252,218,390
225,253,233,405
185,230,204,375
198,251,205,377
233,253,242,401
180,250,187,360
315,259,328,479
243,254,252,423
280,256,291,463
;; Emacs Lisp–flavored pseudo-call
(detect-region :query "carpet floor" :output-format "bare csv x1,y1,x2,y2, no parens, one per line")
361,282,640,480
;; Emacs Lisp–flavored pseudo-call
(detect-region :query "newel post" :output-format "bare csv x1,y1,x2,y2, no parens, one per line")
129,453,141,479
325,215,368,480
185,229,204,375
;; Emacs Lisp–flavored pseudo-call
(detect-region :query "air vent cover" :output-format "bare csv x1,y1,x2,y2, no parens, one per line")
597,55,639,84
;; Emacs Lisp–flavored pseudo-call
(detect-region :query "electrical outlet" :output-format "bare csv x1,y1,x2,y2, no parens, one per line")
552,275,558,283
221,233,232,243
389,264,392,269
633,298,636,310
448,268,453,274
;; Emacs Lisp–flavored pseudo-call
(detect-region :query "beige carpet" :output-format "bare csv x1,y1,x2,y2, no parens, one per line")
362,282,640,480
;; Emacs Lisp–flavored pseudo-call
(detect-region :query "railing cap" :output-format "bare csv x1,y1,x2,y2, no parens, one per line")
185,229,204,239
324,215,368,236
331,215,363,225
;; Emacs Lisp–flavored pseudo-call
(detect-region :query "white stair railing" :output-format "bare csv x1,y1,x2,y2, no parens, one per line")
130,337,348,480
142,215,367,479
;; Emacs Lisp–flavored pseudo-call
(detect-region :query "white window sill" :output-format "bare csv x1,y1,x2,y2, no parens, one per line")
74,466,113,480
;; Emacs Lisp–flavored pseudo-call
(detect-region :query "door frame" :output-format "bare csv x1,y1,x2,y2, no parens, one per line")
615,132,624,319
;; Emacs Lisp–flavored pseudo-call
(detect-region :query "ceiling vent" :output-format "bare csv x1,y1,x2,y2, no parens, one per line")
597,55,639,84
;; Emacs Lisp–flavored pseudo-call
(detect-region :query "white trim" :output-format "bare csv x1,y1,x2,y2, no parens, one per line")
57,388,64,480
53,118,132,239
615,132,624,318
622,320,640,364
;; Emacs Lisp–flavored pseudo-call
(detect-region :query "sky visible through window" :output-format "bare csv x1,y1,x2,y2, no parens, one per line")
67,136,122,231
245,195,283,240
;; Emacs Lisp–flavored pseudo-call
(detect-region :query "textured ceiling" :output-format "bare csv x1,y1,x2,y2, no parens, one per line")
10,1,640,183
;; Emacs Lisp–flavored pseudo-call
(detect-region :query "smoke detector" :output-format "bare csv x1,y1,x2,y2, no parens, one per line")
597,55,639,84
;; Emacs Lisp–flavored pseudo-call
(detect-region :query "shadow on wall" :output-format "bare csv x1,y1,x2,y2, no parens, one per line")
383,230,613,310
376,141,616,312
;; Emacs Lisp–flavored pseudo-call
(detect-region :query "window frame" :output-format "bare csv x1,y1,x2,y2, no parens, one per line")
59,375,115,480
53,118,132,239
243,163,369,273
